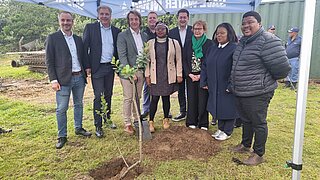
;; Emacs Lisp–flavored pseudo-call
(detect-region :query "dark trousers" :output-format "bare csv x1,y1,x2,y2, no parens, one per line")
177,77,187,114
92,64,114,128
218,119,235,135
235,91,274,156
234,118,242,127
149,95,170,121
186,78,209,128
142,81,151,114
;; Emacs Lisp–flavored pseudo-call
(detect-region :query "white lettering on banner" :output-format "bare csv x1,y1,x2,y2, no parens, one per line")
165,0,170,9
171,0,177,9
131,0,227,12
131,0,161,13
55,0,85,10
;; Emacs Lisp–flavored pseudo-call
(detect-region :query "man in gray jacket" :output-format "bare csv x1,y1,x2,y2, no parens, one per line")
230,11,291,165
117,10,148,135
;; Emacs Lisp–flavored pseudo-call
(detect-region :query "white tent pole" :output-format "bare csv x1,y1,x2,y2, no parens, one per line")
290,0,316,179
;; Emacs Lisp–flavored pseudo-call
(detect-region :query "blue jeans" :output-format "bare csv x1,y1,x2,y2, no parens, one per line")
287,57,299,83
56,74,85,137
142,81,150,114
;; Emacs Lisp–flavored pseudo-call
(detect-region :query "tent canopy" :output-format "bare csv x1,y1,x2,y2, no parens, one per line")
16,0,261,19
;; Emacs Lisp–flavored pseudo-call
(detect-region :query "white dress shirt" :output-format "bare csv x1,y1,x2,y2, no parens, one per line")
178,26,188,48
61,31,81,72
218,42,229,48
100,22,114,63
130,27,143,55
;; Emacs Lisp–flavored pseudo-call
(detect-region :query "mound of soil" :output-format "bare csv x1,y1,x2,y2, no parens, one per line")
143,126,221,161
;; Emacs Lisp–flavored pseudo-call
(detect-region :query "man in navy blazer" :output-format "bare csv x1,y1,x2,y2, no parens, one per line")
169,9,193,122
83,5,121,138
46,11,92,149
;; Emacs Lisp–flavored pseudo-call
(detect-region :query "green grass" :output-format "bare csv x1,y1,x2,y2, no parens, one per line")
1,55,320,179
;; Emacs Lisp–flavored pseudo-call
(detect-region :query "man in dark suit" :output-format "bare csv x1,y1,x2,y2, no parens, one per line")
140,11,157,120
117,10,148,135
46,11,92,149
83,5,121,138
169,8,193,122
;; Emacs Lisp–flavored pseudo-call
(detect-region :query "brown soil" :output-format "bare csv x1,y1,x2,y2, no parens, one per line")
0,78,94,105
143,126,221,161
90,126,221,179
89,157,143,180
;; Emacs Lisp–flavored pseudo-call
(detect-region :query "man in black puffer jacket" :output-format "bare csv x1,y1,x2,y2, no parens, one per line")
230,11,291,166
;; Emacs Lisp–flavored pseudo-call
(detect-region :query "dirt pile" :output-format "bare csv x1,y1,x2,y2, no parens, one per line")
143,126,221,161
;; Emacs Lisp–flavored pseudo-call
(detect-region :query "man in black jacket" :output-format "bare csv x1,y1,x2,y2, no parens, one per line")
83,5,121,138
141,11,158,120
46,11,92,149
169,9,193,121
230,11,290,165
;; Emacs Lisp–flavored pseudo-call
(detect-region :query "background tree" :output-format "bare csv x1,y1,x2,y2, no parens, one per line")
0,1,58,52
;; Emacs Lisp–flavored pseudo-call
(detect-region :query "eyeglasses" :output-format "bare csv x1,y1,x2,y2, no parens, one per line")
156,27,166,31
270,28,275,30
193,28,203,31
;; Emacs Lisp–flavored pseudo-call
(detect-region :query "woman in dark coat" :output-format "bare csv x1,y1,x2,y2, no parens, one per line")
184,20,212,130
200,23,238,140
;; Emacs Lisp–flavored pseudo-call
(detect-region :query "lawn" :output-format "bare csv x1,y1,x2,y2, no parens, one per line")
0,54,319,179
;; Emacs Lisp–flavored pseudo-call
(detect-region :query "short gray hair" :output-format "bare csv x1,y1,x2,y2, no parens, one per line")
97,5,112,14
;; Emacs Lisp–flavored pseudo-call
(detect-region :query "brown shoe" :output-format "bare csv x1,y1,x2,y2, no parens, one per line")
163,118,170,129
124,125,134,135
243,153,264,166
149,121,155,133
231,144,251,153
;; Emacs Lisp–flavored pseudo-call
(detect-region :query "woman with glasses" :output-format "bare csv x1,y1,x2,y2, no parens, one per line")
184,20,212,130
145,21,183,132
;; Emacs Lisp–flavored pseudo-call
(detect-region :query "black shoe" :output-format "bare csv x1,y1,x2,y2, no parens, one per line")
75,128,92,137
172,113,186,122
168,112,172,119
95,127,104,138
141,111,149,119
0,127,12,134
56,137,67,149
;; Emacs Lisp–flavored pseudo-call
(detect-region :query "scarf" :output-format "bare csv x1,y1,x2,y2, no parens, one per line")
192,34,207,59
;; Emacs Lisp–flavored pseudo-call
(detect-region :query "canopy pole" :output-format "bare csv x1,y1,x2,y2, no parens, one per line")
155,0,168,14
290,0,316,179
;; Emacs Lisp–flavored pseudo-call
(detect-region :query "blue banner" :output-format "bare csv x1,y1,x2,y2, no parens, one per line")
16,0,261,19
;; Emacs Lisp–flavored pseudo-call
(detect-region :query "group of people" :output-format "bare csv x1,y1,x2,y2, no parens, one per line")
46,6,292,166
